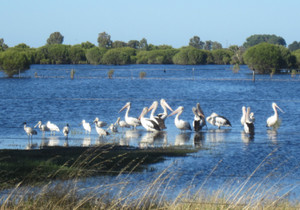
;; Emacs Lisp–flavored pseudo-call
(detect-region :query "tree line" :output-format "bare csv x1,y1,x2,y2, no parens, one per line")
0,32,299,77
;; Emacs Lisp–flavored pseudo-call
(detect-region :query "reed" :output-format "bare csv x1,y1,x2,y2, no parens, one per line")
0,149,299,209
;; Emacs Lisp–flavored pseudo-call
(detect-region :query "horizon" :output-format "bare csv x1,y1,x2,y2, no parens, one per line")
2,0,300,48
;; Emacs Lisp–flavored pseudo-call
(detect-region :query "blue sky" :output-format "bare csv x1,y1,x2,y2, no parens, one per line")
1,0,299,48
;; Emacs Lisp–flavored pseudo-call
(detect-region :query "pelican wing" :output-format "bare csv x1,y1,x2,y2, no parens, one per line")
143,119,161,131
216,116,231,127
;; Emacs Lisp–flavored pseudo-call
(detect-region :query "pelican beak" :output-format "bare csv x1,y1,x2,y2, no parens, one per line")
148,102,155,111
119,103,129,113
138,107,148,120
164,100,173,112
275,104,285,113
34,122,39,128
168,108,180,117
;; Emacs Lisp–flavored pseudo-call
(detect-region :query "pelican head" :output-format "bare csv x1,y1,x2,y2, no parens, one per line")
148,101,158,111
119,102,131,113
138,107,149,120
93,117,99,123
272,102,284,113
161,99,173,112
34,121,42,128
168,106,184,117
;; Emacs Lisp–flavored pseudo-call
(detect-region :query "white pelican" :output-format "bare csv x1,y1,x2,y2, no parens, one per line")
109,123,118,133
34,121,50,135
94,121,109,137
206,113,231,129
250,112,255,122
93,117,107,128
241,106,246,125
119,102,141,129
139,107,161,132
46,121,60,135
168,106,191,131
23,122,37,140
243,107,254,135
266,102,284,128
192,107,204,132
148,99,173,130
196,103,206,128
81,120,91,134
63,124,70,139
116,117,130,129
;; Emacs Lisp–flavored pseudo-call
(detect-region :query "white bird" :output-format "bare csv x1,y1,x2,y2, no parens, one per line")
148,99,173,130
116,117,130,129
109,123,118,133
63,124,70,139
206,113,231,129
93,117,107,128
23,122,37,140
250,112,255,123
34,121,50,135
196,103,206,128
81,120,91,134
241,106,246,126
168,106,191,131
139,107,161,132
94,121,109,137
119,102,141,129
192,103,206,131
46,121,60,135
266,102,284,128
243,107,254,135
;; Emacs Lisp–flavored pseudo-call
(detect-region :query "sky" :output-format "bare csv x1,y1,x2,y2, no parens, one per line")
1,0,300,48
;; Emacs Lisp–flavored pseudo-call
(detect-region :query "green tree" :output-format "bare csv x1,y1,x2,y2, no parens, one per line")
288,41,300,51
102,47,136,65
86,47,107,65
112,40,127,48
211,49,233,64
173,47,207,65
139,38,148,50
189,36,204,49
136,49,177,64
97,32,112,48
14,43,30,49
229,45,245,64
47,44,70,64
292,49,300,68
243,34,286,48
127,40,140,49
69,45,86,64
204,40,213,50
47,32,64,45
80,41,95,49
243,43,294,74
212,41,222,50
0,49,31,77
0,39,9,51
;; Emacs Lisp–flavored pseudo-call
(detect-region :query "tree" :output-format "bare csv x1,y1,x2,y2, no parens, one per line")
288,41,300,51
80,41,95,49
211,49,233,64
97,32,112,48
243,34,286,48
112,40,127,48
0,49,31,77
243,43,295,74
47,32,64,45
189,36,204,49
47,44,70,64
102,47,136,65
69,45,86,64
127,40,140,49
204,40,213,50
14,43,30,49
139,38,148,50
86,47,107,65
229,45,245,64
136,49,177,64
212,41,222,50
0,39,9,51
173,47,207,65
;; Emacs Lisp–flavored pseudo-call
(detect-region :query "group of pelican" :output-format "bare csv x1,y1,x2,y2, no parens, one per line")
24,99,284,142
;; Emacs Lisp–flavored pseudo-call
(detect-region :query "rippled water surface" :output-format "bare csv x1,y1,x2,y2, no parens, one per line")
0,64,299,199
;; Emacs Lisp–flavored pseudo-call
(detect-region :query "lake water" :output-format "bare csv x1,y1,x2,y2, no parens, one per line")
0,64,299,201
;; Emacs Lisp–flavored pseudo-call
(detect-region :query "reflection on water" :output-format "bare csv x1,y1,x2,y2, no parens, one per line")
193,132,205,148
139,131,167,148
47,136,59,147
267,129,278,143
206,129,231,143
241,131,254,144
82,137,91,147
175,132,191,146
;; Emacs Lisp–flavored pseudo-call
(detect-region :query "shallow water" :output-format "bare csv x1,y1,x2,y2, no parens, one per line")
0,64,299,200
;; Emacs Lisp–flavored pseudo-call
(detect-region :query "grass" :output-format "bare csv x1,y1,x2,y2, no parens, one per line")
0,147,299,209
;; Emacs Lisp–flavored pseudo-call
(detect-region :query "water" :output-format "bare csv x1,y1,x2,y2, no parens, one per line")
0,64,300,200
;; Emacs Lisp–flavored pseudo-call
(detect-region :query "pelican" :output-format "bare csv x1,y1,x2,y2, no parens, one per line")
266,102,284,128
34,121,50,135
206,113,231,129
168,106,191,131
63,124,70,139
250,112,255,122
139,107,161,132
23,122,37,140
81,120,91,134
109,123,118,133
241,106,246,125
192,107,205,132
116,117,130,129
196,103,206,128
46,121,60,135
119,102,141,129
243,107,254,135
94,121,109,137
93,117,107,128
148,99,173,130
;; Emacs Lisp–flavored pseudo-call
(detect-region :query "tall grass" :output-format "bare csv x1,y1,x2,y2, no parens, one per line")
1,149,299,209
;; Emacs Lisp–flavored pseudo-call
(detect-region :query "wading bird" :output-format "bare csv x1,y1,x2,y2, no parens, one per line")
93,117,107,128
46,121,60,135
169,106,191,131
94,120,109,137
81,120,91,135
241,106,246,126
243,107,254,135
139,107,161,132
148,99,173,130
63,124,70,139
266,102,284,128
206,113,231,129
23,122,37,140
192,103,206,131
119,102,141,129
34,121,50,135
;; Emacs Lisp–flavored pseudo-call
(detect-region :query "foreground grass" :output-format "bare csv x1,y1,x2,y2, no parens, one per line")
0,144,196,189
